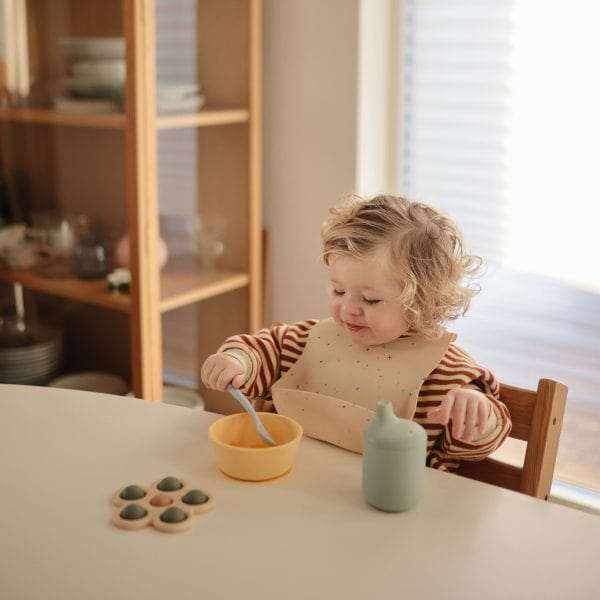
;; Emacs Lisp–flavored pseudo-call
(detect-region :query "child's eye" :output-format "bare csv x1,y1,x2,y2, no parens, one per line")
362,297,381,305
332,289,345,296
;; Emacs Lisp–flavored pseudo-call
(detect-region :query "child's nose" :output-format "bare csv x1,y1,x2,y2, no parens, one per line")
343,297,362,316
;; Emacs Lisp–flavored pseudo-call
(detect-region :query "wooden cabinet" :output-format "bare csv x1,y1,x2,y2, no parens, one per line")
0,0,263,404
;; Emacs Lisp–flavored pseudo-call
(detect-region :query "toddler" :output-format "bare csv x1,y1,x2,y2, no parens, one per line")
201,194,511,471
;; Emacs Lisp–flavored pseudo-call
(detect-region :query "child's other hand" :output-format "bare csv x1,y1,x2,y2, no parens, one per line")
427,388,494,443
200,354,246,392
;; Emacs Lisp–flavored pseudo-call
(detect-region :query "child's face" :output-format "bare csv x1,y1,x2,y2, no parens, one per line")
327,251,409,346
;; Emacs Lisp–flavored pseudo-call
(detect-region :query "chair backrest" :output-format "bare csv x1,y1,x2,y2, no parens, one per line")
457,378,567,500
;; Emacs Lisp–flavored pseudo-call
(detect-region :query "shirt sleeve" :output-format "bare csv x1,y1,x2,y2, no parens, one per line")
217,319,317,399
414,344,512,472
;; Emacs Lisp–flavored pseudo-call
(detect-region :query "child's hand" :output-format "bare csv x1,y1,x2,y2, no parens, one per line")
427,388,495,443
201,354,246,392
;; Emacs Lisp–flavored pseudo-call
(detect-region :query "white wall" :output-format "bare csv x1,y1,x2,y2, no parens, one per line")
262,0,360,324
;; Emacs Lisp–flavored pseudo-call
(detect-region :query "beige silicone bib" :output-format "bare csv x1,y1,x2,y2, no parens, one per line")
272,318,454,453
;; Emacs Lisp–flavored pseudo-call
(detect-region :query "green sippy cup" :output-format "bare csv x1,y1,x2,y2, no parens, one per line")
362,400,427,512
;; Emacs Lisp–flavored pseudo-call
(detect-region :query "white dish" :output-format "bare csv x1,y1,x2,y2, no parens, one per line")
49,371,129,396
59,37,125,60
157,94,206,114
0,223,27,249
63,77,124,99
157,82,201,100
54,97,121,114
71,59,126,81
162,386,204,409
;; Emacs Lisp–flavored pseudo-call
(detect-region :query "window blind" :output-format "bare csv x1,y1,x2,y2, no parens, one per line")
397,0,600,493
156,0,198,218
400,0,600,290
400,0,514,265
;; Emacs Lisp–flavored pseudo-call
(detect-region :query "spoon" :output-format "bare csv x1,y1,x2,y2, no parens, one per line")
226,384,277,446
0,283,32,348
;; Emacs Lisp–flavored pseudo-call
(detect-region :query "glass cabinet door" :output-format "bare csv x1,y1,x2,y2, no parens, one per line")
154,0,262,411
0,0,261,407
0,0,131,388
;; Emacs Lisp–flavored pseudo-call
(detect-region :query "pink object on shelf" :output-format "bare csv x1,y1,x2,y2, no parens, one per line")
114,234,168,269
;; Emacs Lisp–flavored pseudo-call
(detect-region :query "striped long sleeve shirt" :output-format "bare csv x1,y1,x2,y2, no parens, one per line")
220,319,512,472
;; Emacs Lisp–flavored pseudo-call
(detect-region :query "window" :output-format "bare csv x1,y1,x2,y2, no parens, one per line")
398,0,600,494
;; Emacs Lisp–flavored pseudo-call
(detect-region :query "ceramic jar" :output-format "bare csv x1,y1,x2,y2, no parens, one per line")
114,234,168,270
362,400,427,512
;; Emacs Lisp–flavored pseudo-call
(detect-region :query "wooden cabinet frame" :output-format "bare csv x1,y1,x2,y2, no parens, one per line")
0,0,263,401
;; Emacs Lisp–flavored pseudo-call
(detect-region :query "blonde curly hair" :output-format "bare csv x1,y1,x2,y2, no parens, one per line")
321,194,482,338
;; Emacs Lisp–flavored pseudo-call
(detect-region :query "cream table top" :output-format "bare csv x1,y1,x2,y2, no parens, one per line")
1,383,599,600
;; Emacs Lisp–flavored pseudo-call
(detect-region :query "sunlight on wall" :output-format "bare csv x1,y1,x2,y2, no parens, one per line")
505,1,600,291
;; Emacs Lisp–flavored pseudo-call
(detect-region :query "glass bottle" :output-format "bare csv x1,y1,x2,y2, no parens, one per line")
70,216,108,280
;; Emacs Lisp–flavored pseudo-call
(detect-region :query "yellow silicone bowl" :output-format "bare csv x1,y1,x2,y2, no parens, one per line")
208,412,303,481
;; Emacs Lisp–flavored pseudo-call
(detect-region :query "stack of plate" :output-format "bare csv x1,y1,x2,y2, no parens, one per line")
157,82,205,114
0,323,62,385
125,385,204,408
55,37,125,113
162,385,204,409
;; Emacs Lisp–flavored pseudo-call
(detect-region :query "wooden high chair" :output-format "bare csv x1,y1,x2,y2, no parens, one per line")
457,378,568,500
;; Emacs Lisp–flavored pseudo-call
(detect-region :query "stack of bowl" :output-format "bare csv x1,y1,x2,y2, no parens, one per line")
55,37,125,113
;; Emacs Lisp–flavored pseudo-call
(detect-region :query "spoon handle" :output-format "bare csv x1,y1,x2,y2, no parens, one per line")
226,384,277,445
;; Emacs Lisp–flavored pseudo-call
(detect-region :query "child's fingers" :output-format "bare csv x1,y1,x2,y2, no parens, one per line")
232,373,245,389
201,354,246,391
478,400,490,434
427,393,454,425
215,370,232,391
200,357,216,388
205,368,224,390
428,391,492,442
463,401,479,442
450,395,467,439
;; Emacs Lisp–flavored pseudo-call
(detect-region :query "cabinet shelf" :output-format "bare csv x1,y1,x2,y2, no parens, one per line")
0,107,248,130
156,108,249,129
0,108,125,130
0,260,249,315
0,267,130,312
160,257,250,312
